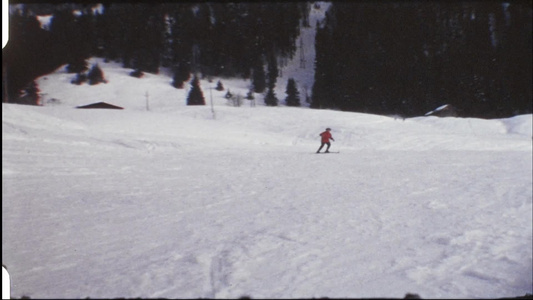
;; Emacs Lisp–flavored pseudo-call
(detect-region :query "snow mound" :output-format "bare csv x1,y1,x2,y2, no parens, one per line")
500,114,533,137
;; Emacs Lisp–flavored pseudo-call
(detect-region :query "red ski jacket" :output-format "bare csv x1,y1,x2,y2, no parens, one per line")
320,131,333,143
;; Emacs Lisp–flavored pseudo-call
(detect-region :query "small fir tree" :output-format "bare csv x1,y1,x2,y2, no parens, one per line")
252,63,266,93
215,80,224,91
225,90,233,99
130,69,144,78
171,62,191,89
186,76,206,105
264,87,278,106
266,54,278,91
246,88,256,107
66,58,89,74
71,73,87,85
172,72,184,89
87,64,105,85
19,80,40,105
285,78,301,106
245,89,255,100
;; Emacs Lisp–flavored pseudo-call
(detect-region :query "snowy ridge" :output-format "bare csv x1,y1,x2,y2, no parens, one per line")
3,51,532,299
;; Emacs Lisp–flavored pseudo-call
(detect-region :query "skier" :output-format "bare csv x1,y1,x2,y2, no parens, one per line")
317,128,335,153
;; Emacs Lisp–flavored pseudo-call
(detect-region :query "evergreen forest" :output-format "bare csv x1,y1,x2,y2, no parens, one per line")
3,1,531,119
312,2,532,118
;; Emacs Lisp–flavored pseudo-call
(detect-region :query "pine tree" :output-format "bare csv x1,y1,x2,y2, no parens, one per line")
252,61,266,93
245,89,255,100
4,8,58,102
71,72,87,85
126,4,164,74
171,72,184,89
186,75,205,105
19,80,40,105
48,6,93,75
67,9,93,73
285,78,300,106
266,53,278,91
299,3,311,28
171,62,191,89
215,80,224,91
310,20,330,109
264,87,278,106
66,57,89,74
87,64,105,85
49,7,78,68
225,90,233,99
130,69,144,78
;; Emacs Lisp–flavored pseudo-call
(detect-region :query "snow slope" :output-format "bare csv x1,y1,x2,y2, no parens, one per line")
3,56,533,299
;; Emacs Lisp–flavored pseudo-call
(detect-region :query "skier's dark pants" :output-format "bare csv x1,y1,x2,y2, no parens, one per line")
317,142,330,153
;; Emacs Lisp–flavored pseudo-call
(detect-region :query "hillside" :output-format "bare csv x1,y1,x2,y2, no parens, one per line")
2,55,532,299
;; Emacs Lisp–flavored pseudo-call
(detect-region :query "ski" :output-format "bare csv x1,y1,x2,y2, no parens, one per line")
316,151,340,154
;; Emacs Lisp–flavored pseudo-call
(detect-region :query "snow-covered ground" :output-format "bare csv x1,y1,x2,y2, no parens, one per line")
2,54,532,299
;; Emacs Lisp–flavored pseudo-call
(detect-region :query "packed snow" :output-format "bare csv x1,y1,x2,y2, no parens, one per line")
2,53,532,299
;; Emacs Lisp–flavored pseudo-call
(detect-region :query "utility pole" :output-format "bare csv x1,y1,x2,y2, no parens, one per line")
209,86,216,119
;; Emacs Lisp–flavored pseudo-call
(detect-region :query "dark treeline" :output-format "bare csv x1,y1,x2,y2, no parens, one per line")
3,2,307,102
3,2,532,118
312,2,532,118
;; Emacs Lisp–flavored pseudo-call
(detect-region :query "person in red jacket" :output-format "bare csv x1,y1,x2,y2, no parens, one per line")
317,128,335,153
